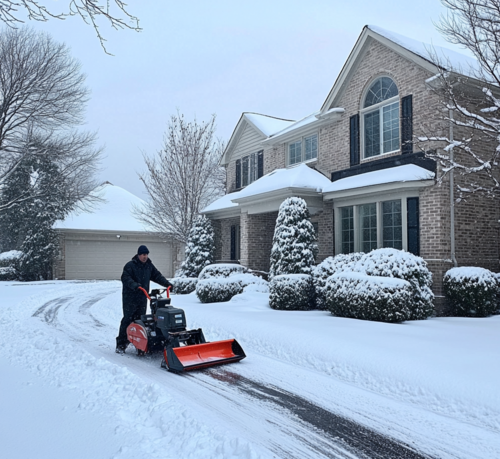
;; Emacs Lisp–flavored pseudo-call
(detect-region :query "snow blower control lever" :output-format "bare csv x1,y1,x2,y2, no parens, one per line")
126,287,246,372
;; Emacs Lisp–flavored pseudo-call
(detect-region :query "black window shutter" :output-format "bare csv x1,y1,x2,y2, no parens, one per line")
235,159,241,189
257,150,264,178
401,95,413,155
350,114,360,166
230,225,236,260
407,197,419,255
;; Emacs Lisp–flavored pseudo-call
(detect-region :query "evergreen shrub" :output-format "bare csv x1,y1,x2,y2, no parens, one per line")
444,267,498,317
0,250,22,281
198,263,247,280
313,253,364,309
196,278,244,303
325,272,413,322
354,248,434,320
170,277,198,294
269,274,313,310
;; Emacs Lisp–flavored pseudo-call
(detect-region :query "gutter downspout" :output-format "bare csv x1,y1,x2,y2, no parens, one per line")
449,108,458,267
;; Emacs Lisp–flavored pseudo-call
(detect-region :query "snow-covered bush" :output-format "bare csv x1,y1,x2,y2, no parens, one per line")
176,215,215,278
196,278,244,303
0,250,22,281
313,253,364,309
269,274,314,310
198,263,247,280
444,267,498,317
353,248,434,320
195,264,268,303
325,272,413,322
169,277,198,294
269,197,317,278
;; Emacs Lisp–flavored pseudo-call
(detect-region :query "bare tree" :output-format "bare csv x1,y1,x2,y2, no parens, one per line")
136,112,226,243
0,27,97,208
419,0,500,199
0,1,140,53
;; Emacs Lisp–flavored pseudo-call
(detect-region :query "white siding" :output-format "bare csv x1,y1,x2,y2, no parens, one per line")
232,124,265,161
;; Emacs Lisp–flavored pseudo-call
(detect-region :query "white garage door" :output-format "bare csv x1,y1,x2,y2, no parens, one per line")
65,239,173,280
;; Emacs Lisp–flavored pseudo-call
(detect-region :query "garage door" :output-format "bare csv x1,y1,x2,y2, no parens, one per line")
65,239,173,280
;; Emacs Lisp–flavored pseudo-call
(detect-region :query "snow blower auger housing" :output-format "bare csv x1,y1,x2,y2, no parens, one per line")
126,287,246,372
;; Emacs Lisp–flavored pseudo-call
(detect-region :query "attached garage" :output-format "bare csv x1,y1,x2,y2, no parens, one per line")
54,183,181,281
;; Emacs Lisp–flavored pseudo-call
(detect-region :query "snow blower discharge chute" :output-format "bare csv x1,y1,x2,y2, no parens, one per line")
126,287,246,372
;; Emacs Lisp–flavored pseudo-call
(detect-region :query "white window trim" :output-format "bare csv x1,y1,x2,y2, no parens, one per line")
334,191,418,254
360,93,400,161
241,151,259,187
286,132,318,167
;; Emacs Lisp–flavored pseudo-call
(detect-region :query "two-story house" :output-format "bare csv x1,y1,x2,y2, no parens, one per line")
202,25,500,310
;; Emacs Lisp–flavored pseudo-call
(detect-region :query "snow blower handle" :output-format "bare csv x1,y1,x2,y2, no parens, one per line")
138,286,151,300
166,286,171,299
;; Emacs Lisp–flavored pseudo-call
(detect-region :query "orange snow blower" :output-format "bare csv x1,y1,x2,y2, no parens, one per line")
126,287,246,372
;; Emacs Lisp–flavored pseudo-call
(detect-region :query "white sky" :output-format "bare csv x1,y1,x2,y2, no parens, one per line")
19,0,468,199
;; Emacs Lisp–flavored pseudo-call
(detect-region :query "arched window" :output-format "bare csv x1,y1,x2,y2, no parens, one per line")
362,77,400,158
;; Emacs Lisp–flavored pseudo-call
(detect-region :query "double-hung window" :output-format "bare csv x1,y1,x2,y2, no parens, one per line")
336,194,418,255
288,133,318,166
236,150,263,189
361,77,400,159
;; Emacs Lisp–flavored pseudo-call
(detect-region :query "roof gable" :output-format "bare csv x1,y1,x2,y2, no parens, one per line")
320,25,480,113
221,113,294,165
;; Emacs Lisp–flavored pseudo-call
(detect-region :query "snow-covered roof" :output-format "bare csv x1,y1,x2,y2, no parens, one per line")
201,191,242,213
54,183,148,232
368,25,481,78
244,113,295,136
235,164,332,201
323,164,435,194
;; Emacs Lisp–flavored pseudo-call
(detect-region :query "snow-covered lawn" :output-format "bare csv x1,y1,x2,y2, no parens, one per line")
0,280,499,458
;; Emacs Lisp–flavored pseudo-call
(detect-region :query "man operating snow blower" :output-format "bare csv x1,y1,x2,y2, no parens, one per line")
116,245,172,354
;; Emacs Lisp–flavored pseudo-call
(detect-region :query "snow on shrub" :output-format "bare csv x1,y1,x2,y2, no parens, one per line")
196,264,268,303
170,277,198,294
325,272,413,322
0,250,22,281
198,263,248,280
444,267,498,317
269,197,317,278
176,215,215,278
269,274,313,310
313,253,364,309
353,248,434,320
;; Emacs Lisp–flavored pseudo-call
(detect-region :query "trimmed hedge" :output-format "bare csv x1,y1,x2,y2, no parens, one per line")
196,278,244,303
324,272,413,323
444,267,498,317
354,248,434,320
170,277,198,294
269,274,313,311
0,250,22,281
198,263,247,280
313,253,364,310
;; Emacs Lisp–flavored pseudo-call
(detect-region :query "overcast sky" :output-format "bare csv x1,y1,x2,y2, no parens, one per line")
21,0,469,199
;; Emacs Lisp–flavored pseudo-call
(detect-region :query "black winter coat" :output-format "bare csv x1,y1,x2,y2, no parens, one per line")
121,255,171,311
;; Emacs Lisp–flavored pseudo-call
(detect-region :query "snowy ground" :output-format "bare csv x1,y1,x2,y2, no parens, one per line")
0,280,499,459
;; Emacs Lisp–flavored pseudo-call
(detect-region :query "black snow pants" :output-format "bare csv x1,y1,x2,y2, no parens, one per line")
116,296,147,348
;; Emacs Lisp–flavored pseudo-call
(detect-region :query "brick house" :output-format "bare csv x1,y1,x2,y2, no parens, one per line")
202,25,500,310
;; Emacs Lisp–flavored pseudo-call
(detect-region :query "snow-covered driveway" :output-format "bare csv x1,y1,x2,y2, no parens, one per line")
0,281,499,458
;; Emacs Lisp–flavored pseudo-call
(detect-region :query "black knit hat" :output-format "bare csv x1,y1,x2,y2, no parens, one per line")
137,245,149,255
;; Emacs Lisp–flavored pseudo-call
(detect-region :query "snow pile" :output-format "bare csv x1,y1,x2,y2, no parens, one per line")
0,250,23,261
444,266,498,317
354,248,434,320
269,273,314,310
313,253,364,310
325,271,413,322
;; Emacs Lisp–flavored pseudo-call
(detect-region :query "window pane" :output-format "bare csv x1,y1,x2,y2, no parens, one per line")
382,102,400,153
382,200,402,249
364,77,399,108
341,206,354,254
360,203,377,252
364,111,380,158
249,152,257,183
242,156,249,187
305,134,318,161
289,141,302,165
